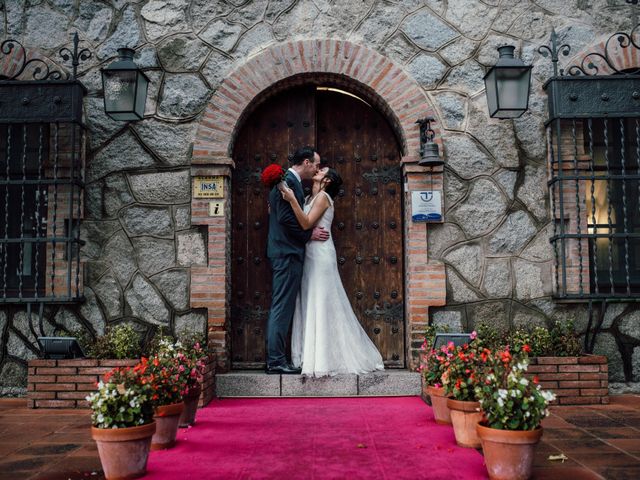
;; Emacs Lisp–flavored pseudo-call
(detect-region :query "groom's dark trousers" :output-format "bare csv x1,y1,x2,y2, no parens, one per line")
266,171,311,368
267,256,303,367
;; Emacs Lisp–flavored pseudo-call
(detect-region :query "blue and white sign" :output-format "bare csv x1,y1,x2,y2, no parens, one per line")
411,191,442,222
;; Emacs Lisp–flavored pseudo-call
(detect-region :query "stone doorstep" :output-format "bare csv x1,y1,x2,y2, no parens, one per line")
215,370,422,398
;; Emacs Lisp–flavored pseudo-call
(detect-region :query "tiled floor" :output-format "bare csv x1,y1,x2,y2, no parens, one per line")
533,396,640,479
0,396,639,479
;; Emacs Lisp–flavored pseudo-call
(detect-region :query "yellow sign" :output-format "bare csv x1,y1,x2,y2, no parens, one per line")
193,176,224,198
208,201,225,216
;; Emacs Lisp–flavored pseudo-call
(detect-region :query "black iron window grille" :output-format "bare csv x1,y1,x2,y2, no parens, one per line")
0,36,89,304
542,26,640,300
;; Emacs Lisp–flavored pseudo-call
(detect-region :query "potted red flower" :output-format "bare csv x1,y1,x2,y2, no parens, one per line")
141,339,190,450
442,332,486,448
475,345,556,480
422,340,455,424
177,338,207,427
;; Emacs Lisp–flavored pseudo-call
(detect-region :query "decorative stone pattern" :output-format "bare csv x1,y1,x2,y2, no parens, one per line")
0,1,637,394
26,355,216,409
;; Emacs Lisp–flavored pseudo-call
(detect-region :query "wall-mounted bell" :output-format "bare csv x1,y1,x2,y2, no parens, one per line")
416,117,444,167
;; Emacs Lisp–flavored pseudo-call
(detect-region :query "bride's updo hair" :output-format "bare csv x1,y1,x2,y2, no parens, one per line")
323,168,343,199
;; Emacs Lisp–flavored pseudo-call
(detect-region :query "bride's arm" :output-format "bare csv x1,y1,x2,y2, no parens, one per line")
282,187,329,230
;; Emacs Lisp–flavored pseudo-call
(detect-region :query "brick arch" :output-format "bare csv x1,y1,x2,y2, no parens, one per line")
193,39,439,165
563,28,640,75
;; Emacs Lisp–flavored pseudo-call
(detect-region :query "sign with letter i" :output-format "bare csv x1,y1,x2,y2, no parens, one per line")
209,201,224,216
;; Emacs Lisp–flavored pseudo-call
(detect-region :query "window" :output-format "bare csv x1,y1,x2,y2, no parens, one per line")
0,118,85,303
547,88,640,299
0,124,49,298
586,118,640,295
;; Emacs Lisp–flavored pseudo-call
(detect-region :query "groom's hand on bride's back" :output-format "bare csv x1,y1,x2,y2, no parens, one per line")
310,226,329,241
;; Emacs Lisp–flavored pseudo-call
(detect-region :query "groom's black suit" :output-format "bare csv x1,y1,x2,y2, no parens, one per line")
266,170,312,368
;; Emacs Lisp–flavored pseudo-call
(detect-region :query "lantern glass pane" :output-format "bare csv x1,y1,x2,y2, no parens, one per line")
103,70,136,114
134,73,149,119
496,67,531,114
484,69,498,116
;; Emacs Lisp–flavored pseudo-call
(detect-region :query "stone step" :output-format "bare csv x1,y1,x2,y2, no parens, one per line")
216,370,421,397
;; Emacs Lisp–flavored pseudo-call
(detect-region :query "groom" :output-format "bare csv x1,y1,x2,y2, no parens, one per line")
265,146,329,374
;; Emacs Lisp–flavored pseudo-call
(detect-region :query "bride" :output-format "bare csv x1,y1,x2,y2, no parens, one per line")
281,167,384,377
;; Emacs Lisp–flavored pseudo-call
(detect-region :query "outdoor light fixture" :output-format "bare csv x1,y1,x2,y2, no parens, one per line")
101,48,149,121
38,337,85,359
416,117,443,167
432,333,474,350
483,45,532,119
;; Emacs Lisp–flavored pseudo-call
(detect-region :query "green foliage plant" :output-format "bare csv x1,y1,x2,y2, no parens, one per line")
509,327,553,357
549,319,582,356
474,321,508,351
88,324,142,359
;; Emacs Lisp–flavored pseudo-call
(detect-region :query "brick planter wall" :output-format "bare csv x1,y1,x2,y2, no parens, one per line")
27,354,216,409
526,355,609,405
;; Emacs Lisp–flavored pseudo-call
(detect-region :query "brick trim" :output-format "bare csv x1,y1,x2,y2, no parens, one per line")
192,39,447,371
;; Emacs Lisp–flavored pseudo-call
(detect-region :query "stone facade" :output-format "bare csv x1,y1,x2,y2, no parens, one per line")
1,0,639,395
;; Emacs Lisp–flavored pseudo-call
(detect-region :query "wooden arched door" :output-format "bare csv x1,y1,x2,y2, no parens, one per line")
231,86,404,369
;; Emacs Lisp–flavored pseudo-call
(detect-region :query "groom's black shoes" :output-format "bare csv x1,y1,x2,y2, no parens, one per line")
266,363,301,375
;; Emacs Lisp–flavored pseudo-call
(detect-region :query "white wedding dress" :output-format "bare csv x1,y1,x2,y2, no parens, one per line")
291,191,385,377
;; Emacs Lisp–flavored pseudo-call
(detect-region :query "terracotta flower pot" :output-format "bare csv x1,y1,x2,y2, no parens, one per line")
151,402,185,450
91,421,156,480
425,385,451,425
477,423,543,480
179,383,202,428
446,398,483,448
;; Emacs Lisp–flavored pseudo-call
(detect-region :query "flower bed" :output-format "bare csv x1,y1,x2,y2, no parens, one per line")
26,354,216,409
422,354,608,406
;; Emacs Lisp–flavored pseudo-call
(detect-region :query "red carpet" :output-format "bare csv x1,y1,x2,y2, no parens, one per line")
145,397,487,479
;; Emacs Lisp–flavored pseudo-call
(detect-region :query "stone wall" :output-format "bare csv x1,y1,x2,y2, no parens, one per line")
1,0,639,393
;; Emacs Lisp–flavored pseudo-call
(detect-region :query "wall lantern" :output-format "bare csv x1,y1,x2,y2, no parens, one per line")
416,117,443,167
101,48,149,121
483,45,532,119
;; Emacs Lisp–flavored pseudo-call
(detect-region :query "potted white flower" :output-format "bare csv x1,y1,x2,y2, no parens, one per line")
475,345,556,480
87,365,155,480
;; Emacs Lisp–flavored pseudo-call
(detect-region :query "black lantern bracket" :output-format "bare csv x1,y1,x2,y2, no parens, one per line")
59,32,93,80
537,28,571,77
416,116,436,146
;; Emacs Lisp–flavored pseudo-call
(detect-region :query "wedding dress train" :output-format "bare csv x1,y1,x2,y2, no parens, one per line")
291,191,385,377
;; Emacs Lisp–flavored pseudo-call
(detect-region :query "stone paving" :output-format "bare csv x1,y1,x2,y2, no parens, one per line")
0,396,639,479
